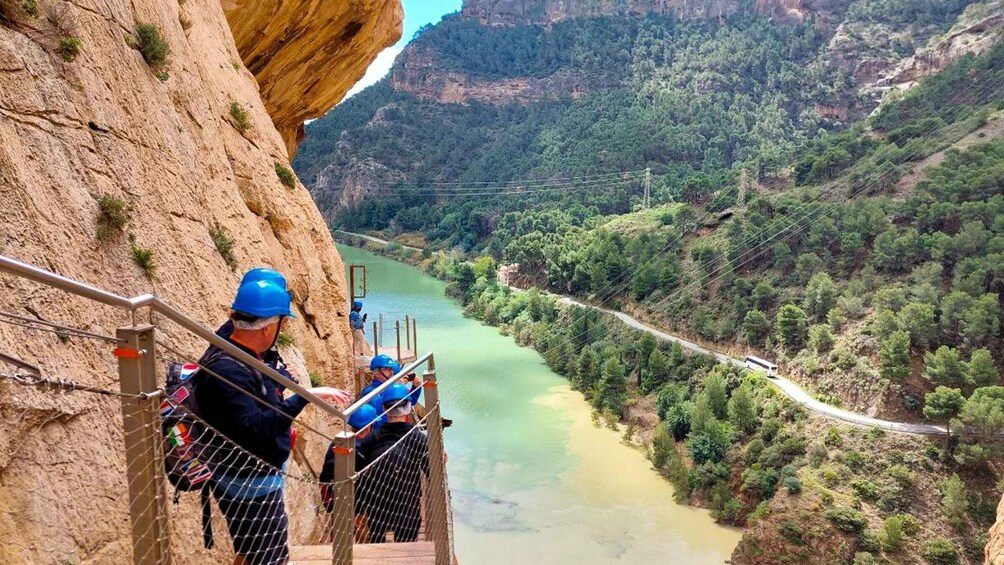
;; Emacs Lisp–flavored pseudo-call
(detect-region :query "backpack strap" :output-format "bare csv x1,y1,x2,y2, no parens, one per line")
201,482,214,549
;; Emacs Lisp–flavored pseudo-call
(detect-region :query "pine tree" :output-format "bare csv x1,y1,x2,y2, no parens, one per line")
642,348,669,393
743,310,770,347
775,304,808,351
941,474,967,528
924,346,967,387
596,357,628,415
923,386,965,447
966,348,999,389
703,370,729,420
803,272,836,321
728,382,757,435
880,330,912,380
575,348,599,392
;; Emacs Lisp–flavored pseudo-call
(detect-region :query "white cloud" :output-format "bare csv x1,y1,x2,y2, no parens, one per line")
343,47,403,102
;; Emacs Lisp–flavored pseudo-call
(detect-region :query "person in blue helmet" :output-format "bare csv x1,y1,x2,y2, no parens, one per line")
217,268,299,394
196,278,352,565
320,404,380,540
349,300,371,356
362,355,422,414
365,382,429,544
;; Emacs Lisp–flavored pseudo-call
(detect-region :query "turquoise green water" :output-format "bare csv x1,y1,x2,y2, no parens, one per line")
339,245,741,564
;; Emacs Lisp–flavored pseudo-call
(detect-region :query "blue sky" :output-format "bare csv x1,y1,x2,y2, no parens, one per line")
343,0,463,99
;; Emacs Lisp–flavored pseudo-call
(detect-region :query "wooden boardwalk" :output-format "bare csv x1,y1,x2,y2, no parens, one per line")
290,542,435,564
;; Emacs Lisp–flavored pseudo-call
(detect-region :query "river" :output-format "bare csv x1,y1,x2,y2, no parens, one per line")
339,245,742,564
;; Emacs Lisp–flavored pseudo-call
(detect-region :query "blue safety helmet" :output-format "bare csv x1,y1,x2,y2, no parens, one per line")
353,301,363,309
381,382,411,405
241,268,287,290
369,354,396,371
231,280,296,318
347,404,378,430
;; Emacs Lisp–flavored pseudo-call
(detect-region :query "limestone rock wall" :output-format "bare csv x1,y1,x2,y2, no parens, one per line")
0,0,398,562
991,494,1004,564
221,0,403,157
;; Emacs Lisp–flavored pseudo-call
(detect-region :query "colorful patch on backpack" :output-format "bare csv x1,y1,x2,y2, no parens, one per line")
170,385,191,405
181,459,212,485
179,364,199,381
167,423,191,448
159,398,177,417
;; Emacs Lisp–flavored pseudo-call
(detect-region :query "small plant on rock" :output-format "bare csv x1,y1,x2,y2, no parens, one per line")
134,23,169,69
128,234,156,279
21,0,38,17
309,373,322,387
229,102,251,134
95,193,131,242
58,37,81,62
274,162,296,188
208,222,236,271
277,332,295,347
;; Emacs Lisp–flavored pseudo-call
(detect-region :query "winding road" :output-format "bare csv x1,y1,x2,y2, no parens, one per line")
335,230,946,436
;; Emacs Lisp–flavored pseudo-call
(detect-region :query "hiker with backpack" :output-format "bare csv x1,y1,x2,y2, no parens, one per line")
195,277,352,565
349,300,372,356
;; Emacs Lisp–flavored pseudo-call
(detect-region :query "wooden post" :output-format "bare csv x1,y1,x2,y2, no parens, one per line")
372,321,379,355
329,432,355,565
395,320,402,363
118,325,170,565
423,359,452,565
413,319,418,355
405,315,411,350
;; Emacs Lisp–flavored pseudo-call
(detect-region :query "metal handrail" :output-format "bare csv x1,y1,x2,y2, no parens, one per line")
0,254,346,420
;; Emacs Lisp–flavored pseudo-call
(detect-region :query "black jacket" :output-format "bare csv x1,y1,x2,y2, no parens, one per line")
195,338,309,476
364,422,430,520
320,435,378,513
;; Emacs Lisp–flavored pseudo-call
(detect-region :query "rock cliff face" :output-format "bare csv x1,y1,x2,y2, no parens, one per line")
461,0,852,28
0,0,399,563
879,1,1004,88
992,494,1004,564
222,0,403,157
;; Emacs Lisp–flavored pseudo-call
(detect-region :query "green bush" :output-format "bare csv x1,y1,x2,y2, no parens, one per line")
21,0,38,17
135,23,169,69
275,162,296,188
96,194,131,241
825,507,868,533
858,530,881,553
309,373,322,387
129,236,156,279
230,102,251,134
276,332,294,348
924,538,959,565
783,476,801,494
58,37,81,62
851,479,879,500
209,223,237,271
882,515,905,551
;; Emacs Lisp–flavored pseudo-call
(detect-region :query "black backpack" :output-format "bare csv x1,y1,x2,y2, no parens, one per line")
160,349,225,549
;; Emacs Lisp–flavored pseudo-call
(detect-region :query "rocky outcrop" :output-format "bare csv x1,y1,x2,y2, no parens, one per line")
878,2,1004,88
222,0,403,156
462,0,853,29
0,0,397,563
991,495,1004,564
392,45,594,104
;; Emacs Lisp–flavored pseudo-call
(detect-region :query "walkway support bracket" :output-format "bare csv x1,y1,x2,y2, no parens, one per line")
118,325,170,565
423,358,453,565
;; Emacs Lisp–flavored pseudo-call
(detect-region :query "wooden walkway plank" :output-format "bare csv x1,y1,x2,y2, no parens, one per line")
289,542,436,564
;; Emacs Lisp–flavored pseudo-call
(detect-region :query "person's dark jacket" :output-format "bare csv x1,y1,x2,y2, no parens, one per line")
216,321,296,391
320,435,377,513
195,338,309,477
365,421,429,522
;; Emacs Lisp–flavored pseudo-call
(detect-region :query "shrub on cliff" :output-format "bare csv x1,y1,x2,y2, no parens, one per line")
95,194,131,242
135,23,169,69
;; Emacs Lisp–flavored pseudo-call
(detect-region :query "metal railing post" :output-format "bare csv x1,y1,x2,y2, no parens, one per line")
395,320,402,362
422,358,452,565
117,324,170,565
330,432,355,565
372,321,379,355
405,315,411,350
413,320,418,356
